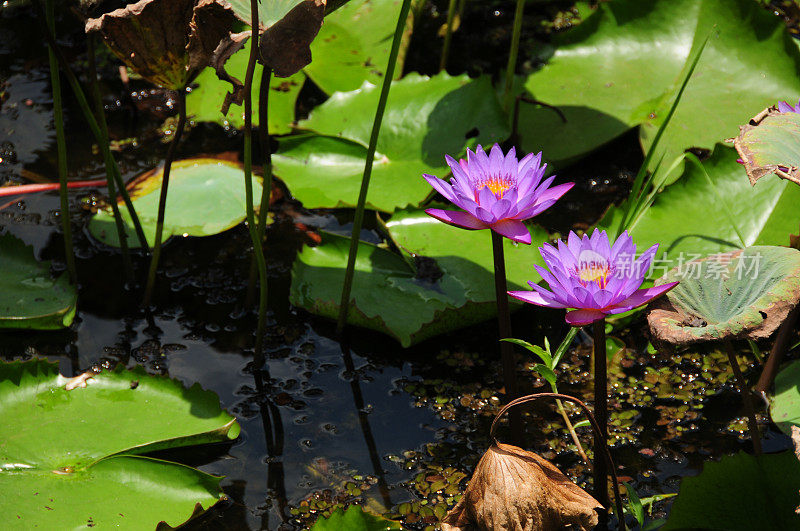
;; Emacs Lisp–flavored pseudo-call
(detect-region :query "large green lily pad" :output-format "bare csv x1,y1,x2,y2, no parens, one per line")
311,505,402,530
733,108,800,187
273,73,510,212
186,37,304,133
0,358,239,528
598,145,800,271
304,0,410,94
88,158,263,248
518,0,800,168
291,210,550,346
769,359,800,435
663,451,800,530
0,233,76,330
647,246,800,346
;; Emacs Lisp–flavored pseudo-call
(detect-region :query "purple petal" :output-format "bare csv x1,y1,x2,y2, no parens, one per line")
613,281,679,310
508,289,566,308
491,198,513,219
490,219,531,244
533,181,574,204
779,101,795,113
425,208,487,230
565,309,606,326
474,205,495,224
423,174,457,203
477,186,496,209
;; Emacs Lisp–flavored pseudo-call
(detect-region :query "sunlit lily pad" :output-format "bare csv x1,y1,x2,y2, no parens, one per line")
187,37,304,133
291,210,549,346
0,233,76,330
0,358,239,528
733,108,800,187
663,451,800,530
518,0,800,168
311,505,401,530
647,246,800,346
598,145,800,273
88,158,262,248
769,360,800,435
273,73,510,212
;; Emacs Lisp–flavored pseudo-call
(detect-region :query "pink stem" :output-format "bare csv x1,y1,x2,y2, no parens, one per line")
0,178,108,197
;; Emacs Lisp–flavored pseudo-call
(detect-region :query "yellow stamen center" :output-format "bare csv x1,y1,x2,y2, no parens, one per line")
478,175,514,197
578,261,610,289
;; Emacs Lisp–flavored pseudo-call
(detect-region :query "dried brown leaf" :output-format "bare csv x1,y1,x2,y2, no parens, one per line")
732,105,800,187
259,0,326,77
208,31,251,114
441,443,600,531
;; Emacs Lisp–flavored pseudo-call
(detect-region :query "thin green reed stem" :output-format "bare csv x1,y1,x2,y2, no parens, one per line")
87,33,133,282
245,0,269,359
246,66,274,309
45,0,76,284
439,0,458,72
142,90,186,307
34,8,148,252
592,318,610,526
336,0,413,334
502,0,525,111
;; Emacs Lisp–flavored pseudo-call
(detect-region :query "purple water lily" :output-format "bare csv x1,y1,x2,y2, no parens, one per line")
508,229,678,325
778,98,800,113
423,144,573,244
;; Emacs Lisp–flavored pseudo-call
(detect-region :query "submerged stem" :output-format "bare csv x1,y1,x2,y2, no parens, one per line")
142,90,186,307
592,318,610,523
439,0,458,72
756,305,800,393
245,0,269,360
725,340,762,455
502,0,525,111
336,0,413,334
491,231,522,444
45,0,76,284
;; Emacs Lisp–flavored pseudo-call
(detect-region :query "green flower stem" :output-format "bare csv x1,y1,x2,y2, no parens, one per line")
502,0,525,111
724,340,762,455
87,33,133,282
592,318,610,524
491,231,522,444
336,0,413,334
756,305,800,393
555,397,589,463
34,7,148,252
45,0,76,284
142,90,186,307
245,0,269,359
439,0,458,72
246,66,274,309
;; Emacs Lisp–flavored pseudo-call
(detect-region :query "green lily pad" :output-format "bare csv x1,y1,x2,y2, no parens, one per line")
291,210,550,346
733,109,800,187
598,145,800,272
88,158,263,248
0,358,239,528
186,37,304,133
518,0,800,168
647,246,800,346
273,73,510,212
769,360,800,434
311,505,401,530
663,451,800,530
0,233,76,330
305,0,410,94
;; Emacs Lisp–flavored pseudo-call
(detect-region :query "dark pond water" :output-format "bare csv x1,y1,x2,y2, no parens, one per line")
2,2,798,530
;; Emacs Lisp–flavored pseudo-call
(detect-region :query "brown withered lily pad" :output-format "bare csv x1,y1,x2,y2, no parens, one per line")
86,0,237,90
441,443,600,531
647,246,800,348
732,105,800,187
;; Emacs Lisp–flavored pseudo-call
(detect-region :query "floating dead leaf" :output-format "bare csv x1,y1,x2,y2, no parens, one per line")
86,0,237,90
647,246,800,349
731,105,800,187
441,443,600,531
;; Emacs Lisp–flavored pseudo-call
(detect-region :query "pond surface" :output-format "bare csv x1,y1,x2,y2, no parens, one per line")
1,2,797,530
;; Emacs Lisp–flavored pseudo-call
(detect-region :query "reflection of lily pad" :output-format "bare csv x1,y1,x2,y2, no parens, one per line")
769,360,800,435
0,359,239,528
733,108,800,187
311,505,401,530
647,246,800,346
663,451,800,530
274,73,509,212
0,233,76,330
88,158,262,248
